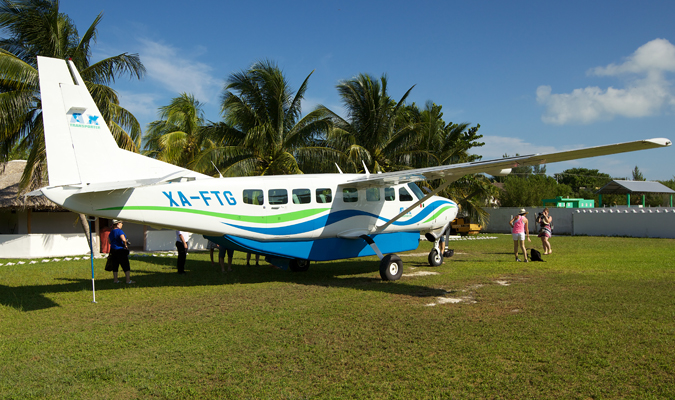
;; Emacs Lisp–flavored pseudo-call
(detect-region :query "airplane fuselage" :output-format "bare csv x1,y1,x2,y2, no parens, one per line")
41,173,458,262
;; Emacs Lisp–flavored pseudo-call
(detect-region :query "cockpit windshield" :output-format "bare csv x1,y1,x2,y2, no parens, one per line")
407,182,425,200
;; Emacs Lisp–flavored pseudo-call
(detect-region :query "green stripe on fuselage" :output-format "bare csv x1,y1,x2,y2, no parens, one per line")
423,205,453,223
97,206,330,224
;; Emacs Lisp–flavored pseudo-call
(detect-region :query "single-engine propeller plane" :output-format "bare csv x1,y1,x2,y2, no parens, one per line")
31,56,671,280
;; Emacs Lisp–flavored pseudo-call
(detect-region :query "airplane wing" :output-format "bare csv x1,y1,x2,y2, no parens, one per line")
345,138,671,188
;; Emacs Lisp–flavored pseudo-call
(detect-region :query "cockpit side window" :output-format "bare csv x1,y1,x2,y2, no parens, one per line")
407,182,425,200
399,187,413,202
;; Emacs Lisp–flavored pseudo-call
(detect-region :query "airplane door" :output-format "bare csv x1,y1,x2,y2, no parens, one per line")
266,188,289,238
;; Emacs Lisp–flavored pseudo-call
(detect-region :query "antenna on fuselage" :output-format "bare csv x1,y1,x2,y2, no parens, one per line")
335,163,343,174
361,160,370,176
211,161,223,178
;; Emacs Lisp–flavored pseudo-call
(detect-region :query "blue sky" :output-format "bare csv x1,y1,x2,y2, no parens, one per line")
61,0,675,180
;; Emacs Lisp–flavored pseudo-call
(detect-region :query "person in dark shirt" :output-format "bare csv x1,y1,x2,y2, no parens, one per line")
107,220,134,284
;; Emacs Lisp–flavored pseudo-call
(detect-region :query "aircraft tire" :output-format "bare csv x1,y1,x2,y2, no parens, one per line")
379,254,403,281
428,248,443,266
289,259,310,272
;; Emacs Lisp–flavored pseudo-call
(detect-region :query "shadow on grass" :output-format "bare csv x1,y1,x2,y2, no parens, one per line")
0,256,448,312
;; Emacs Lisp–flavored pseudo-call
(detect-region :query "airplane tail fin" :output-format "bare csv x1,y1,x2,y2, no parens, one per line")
37,56,204,189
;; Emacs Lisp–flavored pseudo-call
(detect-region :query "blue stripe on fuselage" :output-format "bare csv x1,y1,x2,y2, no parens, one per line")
204,231,420,262
222,200,454,236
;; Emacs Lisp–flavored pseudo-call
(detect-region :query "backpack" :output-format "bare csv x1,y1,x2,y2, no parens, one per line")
530,248,545,262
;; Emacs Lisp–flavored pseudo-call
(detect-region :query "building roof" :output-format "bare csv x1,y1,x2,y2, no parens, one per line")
0,160,61,210
595,180,675,195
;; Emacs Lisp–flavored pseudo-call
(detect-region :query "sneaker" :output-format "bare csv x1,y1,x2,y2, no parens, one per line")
126,280,136,284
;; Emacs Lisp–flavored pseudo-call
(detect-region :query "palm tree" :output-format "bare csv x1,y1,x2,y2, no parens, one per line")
323,73,417,173
0,0,145,192
402,101,494,226
0,0,145,253
144,93,209,170
201,59,339,177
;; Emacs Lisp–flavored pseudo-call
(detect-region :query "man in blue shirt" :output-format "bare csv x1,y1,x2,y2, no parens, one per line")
107,220,134,284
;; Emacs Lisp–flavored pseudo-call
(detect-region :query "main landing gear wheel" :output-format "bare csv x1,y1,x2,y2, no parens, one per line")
379,254,403,281
428,248,443,267
289,259,310,272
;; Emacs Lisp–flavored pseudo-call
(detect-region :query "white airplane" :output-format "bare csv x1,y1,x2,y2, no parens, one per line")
32,56,671,280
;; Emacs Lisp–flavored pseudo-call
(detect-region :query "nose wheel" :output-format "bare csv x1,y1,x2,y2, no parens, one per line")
428,248,443,266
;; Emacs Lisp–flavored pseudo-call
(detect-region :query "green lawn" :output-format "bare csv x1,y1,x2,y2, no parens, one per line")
1,235,674,399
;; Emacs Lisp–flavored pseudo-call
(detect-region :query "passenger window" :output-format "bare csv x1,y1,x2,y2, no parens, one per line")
268,189,288,205
399,187,413,202
342,187,358,203
384,187,395,201
292,189,311,204
366,187,380,202
316,188,332,203
243,189,264,205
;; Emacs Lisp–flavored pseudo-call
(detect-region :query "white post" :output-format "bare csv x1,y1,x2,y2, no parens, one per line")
88,216,97,303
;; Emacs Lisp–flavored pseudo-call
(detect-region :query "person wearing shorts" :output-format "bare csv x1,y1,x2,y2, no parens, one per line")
537,208,553,255
107,220,134,283
509,209,531,262
219,246,234,272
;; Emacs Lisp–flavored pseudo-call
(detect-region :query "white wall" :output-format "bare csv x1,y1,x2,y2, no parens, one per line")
572,208,675,238
0,233,92,258
145,230,209,251
484,207,675,238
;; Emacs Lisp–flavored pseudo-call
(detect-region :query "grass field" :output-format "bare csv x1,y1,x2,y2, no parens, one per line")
1,235,674,399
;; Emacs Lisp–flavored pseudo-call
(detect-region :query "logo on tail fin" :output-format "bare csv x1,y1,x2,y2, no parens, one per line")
70,113,101,129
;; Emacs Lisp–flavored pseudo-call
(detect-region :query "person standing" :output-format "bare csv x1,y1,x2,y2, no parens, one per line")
108,220,134,283
176,230,188,274
206,239,218,266
509,209,531,262
219,247,234,273
537,208,553,255
246,253,260,266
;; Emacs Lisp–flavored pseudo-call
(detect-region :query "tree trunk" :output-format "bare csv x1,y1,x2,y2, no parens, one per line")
78,213,101,257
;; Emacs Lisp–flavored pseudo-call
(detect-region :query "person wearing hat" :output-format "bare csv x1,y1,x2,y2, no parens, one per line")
107,220,135,283
509,209,531,262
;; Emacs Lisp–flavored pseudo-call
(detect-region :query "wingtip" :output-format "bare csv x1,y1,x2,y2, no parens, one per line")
645,138,671,147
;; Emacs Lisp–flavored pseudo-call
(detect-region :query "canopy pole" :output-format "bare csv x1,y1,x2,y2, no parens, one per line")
88,216,97,303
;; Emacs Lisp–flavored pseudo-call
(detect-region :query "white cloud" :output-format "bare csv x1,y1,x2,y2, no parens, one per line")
116,90,159,119
138,38,223,103
472,135,562,160
537,38,675,125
